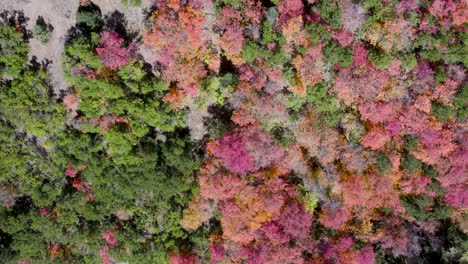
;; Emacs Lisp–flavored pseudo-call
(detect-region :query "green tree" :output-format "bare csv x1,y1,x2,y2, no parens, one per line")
33,17,53,44
0,25,29,78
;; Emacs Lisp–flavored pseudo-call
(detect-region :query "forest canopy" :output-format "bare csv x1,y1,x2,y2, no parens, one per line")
0,0,467,263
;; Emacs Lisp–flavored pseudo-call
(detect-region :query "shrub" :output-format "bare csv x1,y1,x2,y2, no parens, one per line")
120,0,142,7
32,16,53,44
376,152,392,174
76,8,103,31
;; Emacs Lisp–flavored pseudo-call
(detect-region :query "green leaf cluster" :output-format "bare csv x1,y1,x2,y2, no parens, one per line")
313,0,343,30
0,25,29,78
376,152,392,175
33,23,53,44
432,85,468,122
286,82,343,127
400,194,452,221
75,8,103,31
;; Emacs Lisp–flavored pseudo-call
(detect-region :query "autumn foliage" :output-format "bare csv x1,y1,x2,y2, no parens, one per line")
96,31,135,69
0,0,467,263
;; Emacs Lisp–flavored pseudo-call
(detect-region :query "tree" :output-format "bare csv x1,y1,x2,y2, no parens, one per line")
181,197,212,230
33,16,53,44
96,31,135,70
199,160,247,201
207,132,255,174
213,6,245,63
360,126,391,150
0,24,29,78
63,92,80,117
102,231,118,245
0,67,66,137
75,6,103,30
277,0,303,26
358,101,399,124
272,200,313,239
291,45,325,93
143,0,217,102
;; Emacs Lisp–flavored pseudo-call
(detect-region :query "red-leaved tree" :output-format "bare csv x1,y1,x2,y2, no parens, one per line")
96,31,135,69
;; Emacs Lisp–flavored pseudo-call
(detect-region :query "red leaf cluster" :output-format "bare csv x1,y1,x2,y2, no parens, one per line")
96,31,135,69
